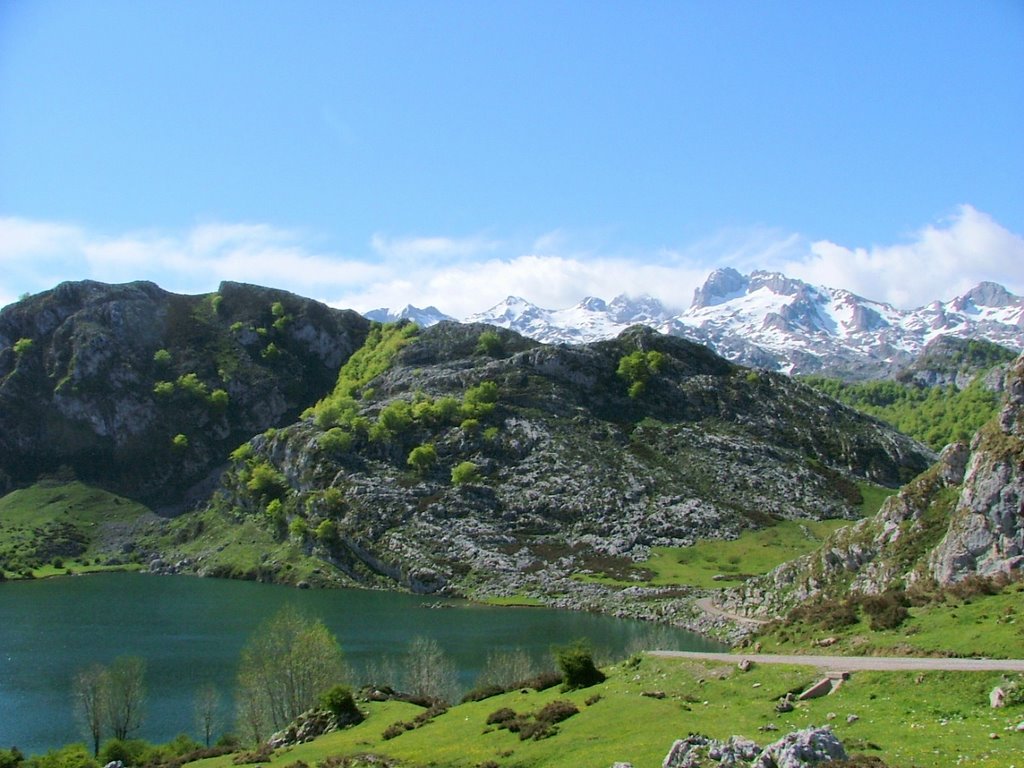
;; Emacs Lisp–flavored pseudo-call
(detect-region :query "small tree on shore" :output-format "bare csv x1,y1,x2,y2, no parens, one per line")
235,606,346,741
194,683,221,748
105,656,146,740
72,664,108,756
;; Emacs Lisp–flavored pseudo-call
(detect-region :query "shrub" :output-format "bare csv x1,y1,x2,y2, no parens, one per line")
99,739,149,767
318,427,354,456
381,722,413,740
522,669,563,691
407,443,438,475
535,700,579,725
462,381,499,417
288,517,309,539
475,330,503,357
462,684,506,703
789,598,860,630
208,389,229,410
12,337,34,356
315,520,338,545
947,574,1002,600
175,372,208,399
861,590,911,631
246,462,288,501
319,685,363,726
555,641,605,690
451,461,481,486
616,350,666,398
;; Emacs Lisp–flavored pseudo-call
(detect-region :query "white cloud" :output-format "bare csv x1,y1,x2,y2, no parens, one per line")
1,207,1022,317
776,205,1024,308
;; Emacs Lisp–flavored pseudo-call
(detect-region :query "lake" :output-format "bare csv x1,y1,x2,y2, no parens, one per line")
0,573,723,755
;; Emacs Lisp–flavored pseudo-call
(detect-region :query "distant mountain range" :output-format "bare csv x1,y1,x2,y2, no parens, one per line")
368,268,1024,379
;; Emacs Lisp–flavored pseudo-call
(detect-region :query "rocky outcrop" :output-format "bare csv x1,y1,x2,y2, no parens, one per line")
0,280,369,505
659,726,847,768
722,353,1024,619
929,353,1024,583
180,322,932,602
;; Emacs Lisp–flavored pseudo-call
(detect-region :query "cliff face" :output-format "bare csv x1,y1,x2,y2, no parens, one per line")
929,354,1024,582
0,280,369,505
185,322,933,596
721,353,1024,619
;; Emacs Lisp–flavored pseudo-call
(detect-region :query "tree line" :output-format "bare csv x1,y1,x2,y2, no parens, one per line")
7,605,613,768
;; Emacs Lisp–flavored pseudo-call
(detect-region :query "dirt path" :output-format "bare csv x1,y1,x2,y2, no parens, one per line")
695,597,769,626
649,650,1024,672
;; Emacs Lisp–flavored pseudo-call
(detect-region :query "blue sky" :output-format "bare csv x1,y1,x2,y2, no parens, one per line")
1,1,1022,315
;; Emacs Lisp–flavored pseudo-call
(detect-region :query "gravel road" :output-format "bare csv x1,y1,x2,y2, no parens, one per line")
649,650,1024,672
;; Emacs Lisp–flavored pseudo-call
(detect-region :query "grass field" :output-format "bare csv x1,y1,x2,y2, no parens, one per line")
754,579,1024,661
577,518,855,589
577,483,896,590
0,481,154,579
190,654,1024,768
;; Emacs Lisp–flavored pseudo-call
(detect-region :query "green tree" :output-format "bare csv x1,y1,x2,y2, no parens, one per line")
554,640,605,690
403,636,458,705
289,516,309,540
246,462,288,501
475,330,503,357
171,434,189,451
451,461,481,486
152,348,172,368
104,656,146,741
616,350,666,398
319,684,362,727
208,388,229,410
193,683,221,748
315,519,338,545
0,748,23,768
72,664,108,756
12,337,34,356
407,443,438,476
235,606,346,740
462,381,499,417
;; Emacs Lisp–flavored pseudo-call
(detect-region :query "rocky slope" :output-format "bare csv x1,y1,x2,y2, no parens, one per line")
718,352,1024,620
164,321,933,604
0,280,369,505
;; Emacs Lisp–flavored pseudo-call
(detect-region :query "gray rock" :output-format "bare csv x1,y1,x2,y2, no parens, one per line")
754,726,847,768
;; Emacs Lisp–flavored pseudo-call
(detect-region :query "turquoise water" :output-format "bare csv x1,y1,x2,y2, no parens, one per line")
0,573,723,754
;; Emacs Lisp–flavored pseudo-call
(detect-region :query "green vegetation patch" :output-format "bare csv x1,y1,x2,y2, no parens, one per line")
755,576,1024,660
184,655,1024,768
803,373,1005,451
0,482,153,579
580,519,856,589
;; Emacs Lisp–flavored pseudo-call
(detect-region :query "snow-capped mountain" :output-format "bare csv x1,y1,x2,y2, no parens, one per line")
670,269,1024,377
362,269,1024,379
364,304,455,326
464,294,676,344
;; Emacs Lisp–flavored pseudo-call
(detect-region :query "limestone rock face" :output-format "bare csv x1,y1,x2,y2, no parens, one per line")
0,280,368,504
660,727,846,768
723,353,1024,619
204,322,931,600
929,354,1024,583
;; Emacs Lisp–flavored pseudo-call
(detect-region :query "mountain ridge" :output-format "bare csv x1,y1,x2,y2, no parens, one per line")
386,269,1024,380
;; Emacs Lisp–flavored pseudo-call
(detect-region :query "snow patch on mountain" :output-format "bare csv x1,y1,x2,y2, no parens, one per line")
363,269,1024,379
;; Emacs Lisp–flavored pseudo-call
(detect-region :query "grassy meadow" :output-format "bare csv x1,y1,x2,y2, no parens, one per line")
189,654,1024,768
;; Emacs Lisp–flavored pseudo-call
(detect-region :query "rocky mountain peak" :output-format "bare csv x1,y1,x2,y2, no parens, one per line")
690,267,749,309
958,281,1020,310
